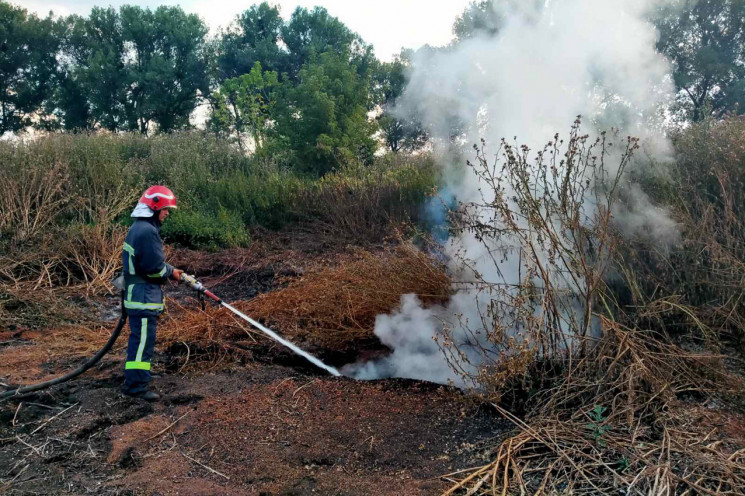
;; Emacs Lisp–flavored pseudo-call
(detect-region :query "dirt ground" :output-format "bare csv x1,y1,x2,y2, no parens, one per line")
0,362,506,495
0,235,509,495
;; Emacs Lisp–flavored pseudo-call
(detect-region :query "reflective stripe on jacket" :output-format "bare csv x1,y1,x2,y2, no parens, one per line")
122,218,174,315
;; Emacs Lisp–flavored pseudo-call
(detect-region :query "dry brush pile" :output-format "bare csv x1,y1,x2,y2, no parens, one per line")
443,119,745,494
158,241,451,370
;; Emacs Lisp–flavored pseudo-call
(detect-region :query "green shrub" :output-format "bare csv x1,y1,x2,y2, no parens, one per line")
289,153,439,241
0,132,440,250
160,207,250,250
205,169,308,229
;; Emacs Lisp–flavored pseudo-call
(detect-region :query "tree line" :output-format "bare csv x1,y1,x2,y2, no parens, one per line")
2,0,744,175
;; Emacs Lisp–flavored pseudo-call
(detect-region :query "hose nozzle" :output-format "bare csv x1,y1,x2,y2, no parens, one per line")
180,272,205,293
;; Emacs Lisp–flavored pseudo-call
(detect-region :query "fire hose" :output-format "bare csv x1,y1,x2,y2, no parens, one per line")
1,274,340,402
179,274,340,377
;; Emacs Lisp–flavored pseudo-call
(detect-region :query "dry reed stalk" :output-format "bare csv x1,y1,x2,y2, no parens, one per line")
445,317,745,495
0,225,126,299
0,159,74,241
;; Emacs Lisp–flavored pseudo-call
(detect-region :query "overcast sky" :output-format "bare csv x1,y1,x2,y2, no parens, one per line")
15,0,473,61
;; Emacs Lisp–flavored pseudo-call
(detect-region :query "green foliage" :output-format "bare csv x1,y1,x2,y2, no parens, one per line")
56,7,127,131
0,3,60,134
653,0,745,121
586,405,610,447
120,5,209,133
452,1,506,41
52,4,209,133
204,170,307,229
210,5,381,174
216,2,286,79
274,51,378,175
160,207,250,250
0,132,436,248
375,51,428,154
291,153,438,241
615,456,631,473
281,6,368,81
3,2,388,166
209,61,280,150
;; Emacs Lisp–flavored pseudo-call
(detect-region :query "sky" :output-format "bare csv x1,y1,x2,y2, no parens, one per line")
15,0,474,61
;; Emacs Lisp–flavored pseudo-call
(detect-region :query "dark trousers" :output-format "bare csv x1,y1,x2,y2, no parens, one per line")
123,314,157,395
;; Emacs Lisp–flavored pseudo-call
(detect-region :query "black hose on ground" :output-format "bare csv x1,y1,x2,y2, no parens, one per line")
0,299,127,402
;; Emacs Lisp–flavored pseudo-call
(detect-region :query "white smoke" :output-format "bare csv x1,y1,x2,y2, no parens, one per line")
343,0,678,384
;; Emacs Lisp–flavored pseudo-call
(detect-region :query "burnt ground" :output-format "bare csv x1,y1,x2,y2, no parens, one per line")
0,236,510,495
0,363,506,495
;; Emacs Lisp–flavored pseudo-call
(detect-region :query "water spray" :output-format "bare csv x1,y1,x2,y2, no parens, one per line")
180,274,341,377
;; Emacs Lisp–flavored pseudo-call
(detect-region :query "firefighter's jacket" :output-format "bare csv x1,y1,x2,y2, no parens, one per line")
121,218,174,316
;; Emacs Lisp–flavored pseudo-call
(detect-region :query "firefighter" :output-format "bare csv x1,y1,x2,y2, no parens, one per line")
121,186,183,401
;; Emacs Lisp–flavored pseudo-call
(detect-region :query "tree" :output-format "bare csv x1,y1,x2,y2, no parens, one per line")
274,51,378,175
120,5,208,134
375,51,428,153
282,7,371,81
56,8,127,131
0,3,59,134
453,1,506,41
209,61,279,150
654,0,745,121
217,2,286,80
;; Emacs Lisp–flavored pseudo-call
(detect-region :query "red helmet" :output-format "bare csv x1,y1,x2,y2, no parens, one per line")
139,186,177,211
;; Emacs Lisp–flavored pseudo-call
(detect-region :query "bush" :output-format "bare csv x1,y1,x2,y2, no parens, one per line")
0,132,439,251
291,154,438,242
160,207,250,250
628,116,745,345
204,170,308,229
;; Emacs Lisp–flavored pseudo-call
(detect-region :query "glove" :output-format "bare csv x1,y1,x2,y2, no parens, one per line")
172,269,184,281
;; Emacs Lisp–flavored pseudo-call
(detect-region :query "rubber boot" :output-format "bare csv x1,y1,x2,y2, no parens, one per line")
123,390,160,402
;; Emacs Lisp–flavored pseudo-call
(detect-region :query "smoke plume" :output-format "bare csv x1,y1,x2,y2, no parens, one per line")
343,0,677,384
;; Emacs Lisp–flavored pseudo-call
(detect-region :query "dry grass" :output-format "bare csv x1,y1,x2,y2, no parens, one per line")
0,324,119,384
445,317,745,495
623,116,745,347
0,285,89,330
242,241,450,343
0,225,125,295
0,224,125,330
158,242,450,370
443,121,745,494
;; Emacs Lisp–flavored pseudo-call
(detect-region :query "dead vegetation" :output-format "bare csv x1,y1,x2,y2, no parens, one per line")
0,142,134,331
446,318,745,495
624,116,745,349
0,225,125,331
442,119,745,494
158,241,450,369
0,324,120,384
